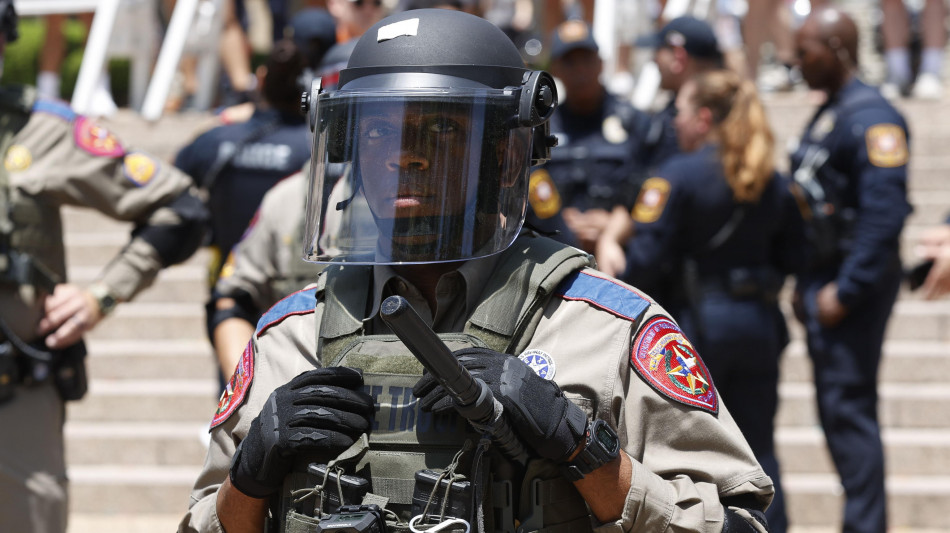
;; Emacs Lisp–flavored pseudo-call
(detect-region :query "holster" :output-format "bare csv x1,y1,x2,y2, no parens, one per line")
0,337,88,405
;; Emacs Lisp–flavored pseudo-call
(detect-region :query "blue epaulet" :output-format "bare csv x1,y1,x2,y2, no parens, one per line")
32,98,77,122
555,270,651,322
255,286,318,337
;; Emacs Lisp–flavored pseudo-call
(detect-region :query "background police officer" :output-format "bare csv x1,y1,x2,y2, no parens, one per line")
0,2,207,531
791,8,913,533
180,9,773,533
537,19,650,253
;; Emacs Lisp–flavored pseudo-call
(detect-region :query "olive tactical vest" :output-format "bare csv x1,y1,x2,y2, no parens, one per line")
284,235,597,533
0,86,62,292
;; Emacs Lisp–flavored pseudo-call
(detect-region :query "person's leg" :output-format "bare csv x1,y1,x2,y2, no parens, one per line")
913,0,947,98
38,15,67,99
881,0,913,97
0,385,69,533
804,273,899,533
218,0,255,103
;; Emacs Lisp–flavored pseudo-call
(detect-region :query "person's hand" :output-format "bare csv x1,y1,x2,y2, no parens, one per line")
35,284,103,350
816,282,848,327
229,367,375,498
413,348,587,462
595,236,627,278
922,249,950,300
917,224,950,259
563,207,610,252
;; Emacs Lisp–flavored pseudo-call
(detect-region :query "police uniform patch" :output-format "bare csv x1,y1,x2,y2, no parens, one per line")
518,349,556,380
631,177,670,224
74,117,124,157
122,152,159,187
210,341,254,429
865,124,908,168
602,115,629,144
630,316,718,414
4,144,32,172
529,169,562,219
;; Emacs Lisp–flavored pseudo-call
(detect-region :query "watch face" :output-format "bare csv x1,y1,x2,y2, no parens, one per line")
595,422,619,453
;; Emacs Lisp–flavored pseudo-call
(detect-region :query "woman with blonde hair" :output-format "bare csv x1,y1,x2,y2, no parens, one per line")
597,69,805,533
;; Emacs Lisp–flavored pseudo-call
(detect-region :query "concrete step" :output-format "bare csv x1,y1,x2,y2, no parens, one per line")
65,421,209,466
68,513,185,533
69,265,208,305
776,427,950,476
775,381,950,429
780,339,950,383
783,474,950,529
67,379,219,423
64,232,210,270
85,339,216,380
68,464,200,515
86,303,207,341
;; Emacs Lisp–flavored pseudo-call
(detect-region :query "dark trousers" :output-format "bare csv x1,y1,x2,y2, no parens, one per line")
799,268,901,533
676,294,788,533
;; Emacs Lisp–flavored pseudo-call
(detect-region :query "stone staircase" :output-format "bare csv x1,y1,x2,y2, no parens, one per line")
61,92,950,532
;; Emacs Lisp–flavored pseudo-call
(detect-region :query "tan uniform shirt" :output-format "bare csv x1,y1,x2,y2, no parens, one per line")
2,103,199,342
180,244,772,532
214,171,323,313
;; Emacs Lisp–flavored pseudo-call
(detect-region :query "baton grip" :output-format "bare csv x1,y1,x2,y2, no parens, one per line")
380,295,527,464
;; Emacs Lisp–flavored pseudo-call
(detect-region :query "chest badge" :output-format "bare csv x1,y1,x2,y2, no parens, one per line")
518,349,556,380
630,317,718,414
809,110,836,142
602,115,629,144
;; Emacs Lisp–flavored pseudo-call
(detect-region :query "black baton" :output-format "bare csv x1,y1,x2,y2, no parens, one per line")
380,295,528,464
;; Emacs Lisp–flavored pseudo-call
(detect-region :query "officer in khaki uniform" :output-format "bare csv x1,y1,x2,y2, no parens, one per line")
209,166,323,379
0,3,208,531
180,10,773,533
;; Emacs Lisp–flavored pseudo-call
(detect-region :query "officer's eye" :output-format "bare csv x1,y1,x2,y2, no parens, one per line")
362,120,397,140
427,118,462,135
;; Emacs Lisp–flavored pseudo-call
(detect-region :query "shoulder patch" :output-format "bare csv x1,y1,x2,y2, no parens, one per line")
122,152,159,187
210,341,254,429
4,144,32,172
74,116,125,157
631,316,718,414
529,169,562,219
632,177,670,224
556,270,650,322
33,98,77,121
865,124,908,168
256,286,318,337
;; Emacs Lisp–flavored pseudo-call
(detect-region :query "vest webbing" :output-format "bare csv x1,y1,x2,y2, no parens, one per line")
316,234,594,360
0,85,36,250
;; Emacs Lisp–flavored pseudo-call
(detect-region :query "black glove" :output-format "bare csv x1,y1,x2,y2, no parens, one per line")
413,348,587,462
229,366,375,498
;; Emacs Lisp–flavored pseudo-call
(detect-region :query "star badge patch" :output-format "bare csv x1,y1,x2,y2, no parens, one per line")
123,152,159,187
210,342,255,429
630,317,718,414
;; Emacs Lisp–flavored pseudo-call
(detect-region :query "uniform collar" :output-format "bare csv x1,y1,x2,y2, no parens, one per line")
367,253,503,326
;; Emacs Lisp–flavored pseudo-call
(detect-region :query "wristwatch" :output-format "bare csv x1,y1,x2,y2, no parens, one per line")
560,418,620,481
88,283,118,316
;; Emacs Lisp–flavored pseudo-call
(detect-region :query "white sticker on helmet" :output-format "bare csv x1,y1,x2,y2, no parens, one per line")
378,18,419,42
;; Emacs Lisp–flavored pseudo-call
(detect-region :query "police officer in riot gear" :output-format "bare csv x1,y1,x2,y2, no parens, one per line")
791,8,912,533
0,2,208,531
180,10,773,533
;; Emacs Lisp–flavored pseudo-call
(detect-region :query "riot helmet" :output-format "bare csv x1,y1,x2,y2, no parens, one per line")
0,0,18,43
301,9,557,265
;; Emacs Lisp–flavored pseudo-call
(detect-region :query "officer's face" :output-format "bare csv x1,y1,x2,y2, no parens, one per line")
552,48,603,101
673,81,709,152
357,103,477,246
794,23,836,90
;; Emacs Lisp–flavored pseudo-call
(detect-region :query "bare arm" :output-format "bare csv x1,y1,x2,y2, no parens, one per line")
216,476,269,533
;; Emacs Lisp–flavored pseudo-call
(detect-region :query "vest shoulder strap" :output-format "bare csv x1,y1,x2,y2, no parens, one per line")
464,235,593,354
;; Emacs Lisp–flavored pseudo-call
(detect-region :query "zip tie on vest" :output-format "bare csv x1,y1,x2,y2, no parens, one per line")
408,514,471,533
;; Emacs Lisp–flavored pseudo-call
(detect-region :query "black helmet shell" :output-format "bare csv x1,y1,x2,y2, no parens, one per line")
339,9,529,90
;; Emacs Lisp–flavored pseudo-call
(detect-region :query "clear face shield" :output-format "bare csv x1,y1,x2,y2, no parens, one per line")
304,87,534,264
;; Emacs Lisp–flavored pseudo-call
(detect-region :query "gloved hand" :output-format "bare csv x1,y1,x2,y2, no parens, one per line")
413,348,587,462
229,366,375,498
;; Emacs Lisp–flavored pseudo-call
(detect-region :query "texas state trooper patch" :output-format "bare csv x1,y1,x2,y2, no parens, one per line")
74,117,124,158
210,342,254,429
630,316,718,414
518,349,556,380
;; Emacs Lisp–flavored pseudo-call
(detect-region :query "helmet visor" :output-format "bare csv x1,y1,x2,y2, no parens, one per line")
304,88,533,264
